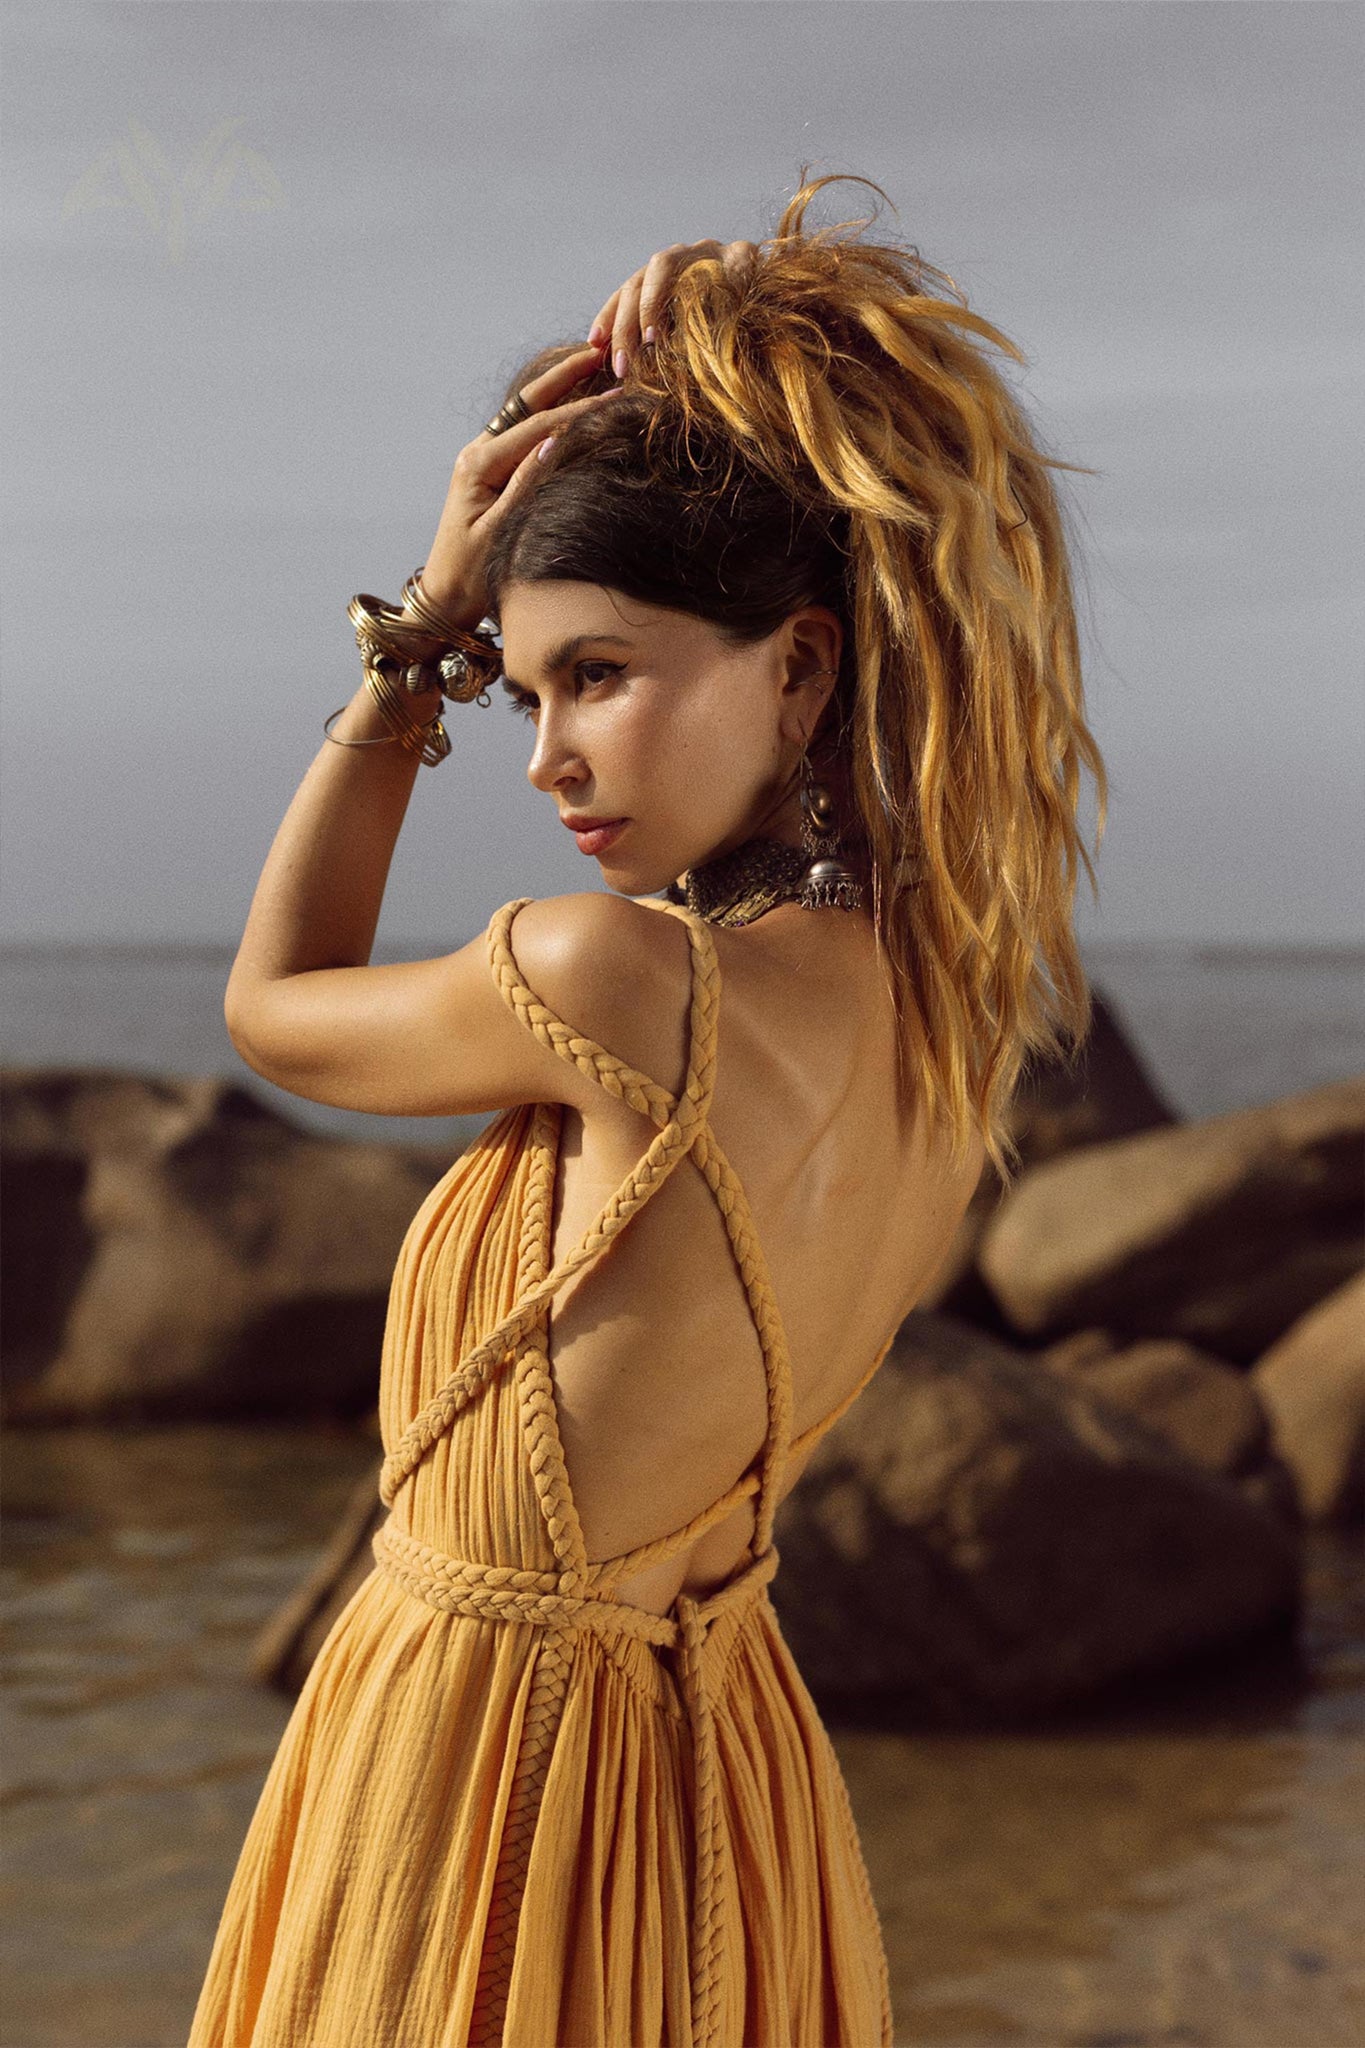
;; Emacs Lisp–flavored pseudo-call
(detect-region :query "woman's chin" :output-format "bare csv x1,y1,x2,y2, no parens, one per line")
601,858,675,898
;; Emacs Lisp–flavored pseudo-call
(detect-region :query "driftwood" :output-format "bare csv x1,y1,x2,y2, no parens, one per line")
251,1461,387,1695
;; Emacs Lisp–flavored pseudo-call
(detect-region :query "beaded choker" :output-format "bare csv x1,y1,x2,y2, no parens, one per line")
662,836,814,928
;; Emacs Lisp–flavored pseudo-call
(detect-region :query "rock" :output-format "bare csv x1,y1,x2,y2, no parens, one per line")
920,987,1177,1322
976,1076,1365,1361
1004,986,1178,1167
1,1067,456,1421
2,1070,247,1404
912,1164,1008,1324
1252,1271,1365,1524
1038,1329,1272,1478
769,1309,1301,1718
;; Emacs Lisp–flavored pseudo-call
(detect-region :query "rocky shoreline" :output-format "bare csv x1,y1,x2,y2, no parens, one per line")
4,989,1361,1717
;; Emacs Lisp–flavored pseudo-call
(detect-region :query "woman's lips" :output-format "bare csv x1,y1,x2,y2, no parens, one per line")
571,819,628,855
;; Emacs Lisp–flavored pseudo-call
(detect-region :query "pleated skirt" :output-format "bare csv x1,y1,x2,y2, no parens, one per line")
187,1561,892,2047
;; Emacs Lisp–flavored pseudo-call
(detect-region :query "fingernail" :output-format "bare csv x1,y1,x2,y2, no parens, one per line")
587,322,605,345
614,348,628,380
537,435,557,462
643,326,657,346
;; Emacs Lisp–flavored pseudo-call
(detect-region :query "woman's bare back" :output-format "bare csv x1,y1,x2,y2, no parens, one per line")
539,895,986,1618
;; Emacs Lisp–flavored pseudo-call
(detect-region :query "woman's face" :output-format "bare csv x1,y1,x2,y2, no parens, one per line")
495,580,840,897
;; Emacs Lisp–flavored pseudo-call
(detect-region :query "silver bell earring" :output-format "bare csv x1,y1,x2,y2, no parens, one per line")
797,670,865,912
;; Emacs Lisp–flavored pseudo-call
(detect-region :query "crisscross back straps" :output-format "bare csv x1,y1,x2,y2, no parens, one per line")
378,898,799,1564
378,899,717,1512
489,898,798,1562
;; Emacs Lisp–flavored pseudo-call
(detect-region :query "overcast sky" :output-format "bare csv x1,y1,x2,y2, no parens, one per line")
2,0,1361,947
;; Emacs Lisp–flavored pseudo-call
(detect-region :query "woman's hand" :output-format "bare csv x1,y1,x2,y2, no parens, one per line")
588,239,760,380
418,239,759,627
418,345,624,627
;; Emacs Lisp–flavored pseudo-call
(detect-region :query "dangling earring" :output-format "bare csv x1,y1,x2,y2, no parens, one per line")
797,674,865,912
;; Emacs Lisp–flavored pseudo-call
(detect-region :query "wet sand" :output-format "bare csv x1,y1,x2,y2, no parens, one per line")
2,1424,1362,2047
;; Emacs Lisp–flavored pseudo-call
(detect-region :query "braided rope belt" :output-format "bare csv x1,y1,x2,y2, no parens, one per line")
371,1518,781,2046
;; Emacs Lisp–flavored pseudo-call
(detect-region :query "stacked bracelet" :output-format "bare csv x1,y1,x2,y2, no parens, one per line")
324,566,504,767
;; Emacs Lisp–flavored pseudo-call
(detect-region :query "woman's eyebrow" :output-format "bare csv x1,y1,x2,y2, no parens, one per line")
500,633,632,691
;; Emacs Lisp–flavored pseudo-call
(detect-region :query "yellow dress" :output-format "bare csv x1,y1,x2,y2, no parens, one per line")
188,896,896,2048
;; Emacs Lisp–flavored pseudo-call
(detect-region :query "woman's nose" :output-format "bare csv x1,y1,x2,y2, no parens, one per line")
525,714,584,796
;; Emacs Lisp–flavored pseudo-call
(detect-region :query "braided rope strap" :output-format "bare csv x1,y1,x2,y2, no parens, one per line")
677,1592,726,2046
613,898,797,1561
467,1100,575,2048
379,1088,713,1510
490,896,688,1124
387,901,713,2040
489,894,797,1568
468,1625,575,2048
677,1121,796,1559
379,902,721,1513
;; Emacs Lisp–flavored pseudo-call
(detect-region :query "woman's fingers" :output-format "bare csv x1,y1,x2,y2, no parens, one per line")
622,241,722,366
602,238,761,373
476,386,613,523
616,243,696,364
609,272,646,373
423,377,623,608
587,286,624,349
634,245,689,352
423,242,761,617
465,385,623,492
493,342,603,423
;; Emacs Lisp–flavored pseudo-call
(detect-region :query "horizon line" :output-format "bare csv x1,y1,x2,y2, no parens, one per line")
3,936,1363,965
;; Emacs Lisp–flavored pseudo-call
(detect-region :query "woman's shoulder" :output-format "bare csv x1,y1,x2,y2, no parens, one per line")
496,891,697,1104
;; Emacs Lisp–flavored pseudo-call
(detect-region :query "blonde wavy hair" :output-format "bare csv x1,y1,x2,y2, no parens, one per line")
482,171,1108,1187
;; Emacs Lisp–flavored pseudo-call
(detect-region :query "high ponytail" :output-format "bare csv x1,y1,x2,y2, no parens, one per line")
482,171,1109,1187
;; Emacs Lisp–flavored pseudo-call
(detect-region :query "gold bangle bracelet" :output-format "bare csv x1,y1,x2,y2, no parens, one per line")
322,703,395,746
330,565,493,763
346,569,502,705
365,662,451,764
322,665,450,766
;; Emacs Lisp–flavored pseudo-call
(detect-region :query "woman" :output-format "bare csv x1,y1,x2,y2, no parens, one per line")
192,172,1107,2047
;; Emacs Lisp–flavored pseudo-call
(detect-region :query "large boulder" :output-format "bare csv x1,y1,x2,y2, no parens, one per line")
1,1068,455,1421
1252,1271,1365,1524
3,1069,228,1400
768,1310,1300,1719
1037,1328,1274,1482
920,986,1177,1323
975,1077,1365,1361
1003,985,1178,1166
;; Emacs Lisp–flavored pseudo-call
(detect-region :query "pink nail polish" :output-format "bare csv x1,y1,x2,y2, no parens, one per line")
614,349,628,381
643,326,657,346
537,435,557,462
587,323,605,345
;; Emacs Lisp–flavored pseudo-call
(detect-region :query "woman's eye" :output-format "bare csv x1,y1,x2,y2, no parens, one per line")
577,661,622,688
503,662,621,720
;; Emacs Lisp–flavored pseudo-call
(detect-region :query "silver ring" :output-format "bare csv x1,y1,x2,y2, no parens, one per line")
483,389,533,437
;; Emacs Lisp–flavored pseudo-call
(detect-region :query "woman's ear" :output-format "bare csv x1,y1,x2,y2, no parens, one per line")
775,606,843,745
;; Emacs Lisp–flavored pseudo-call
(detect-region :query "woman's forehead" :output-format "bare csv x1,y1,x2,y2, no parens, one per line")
498,584,723,664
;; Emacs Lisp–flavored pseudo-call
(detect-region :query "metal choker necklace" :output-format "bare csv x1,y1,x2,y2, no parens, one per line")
663,836,814,929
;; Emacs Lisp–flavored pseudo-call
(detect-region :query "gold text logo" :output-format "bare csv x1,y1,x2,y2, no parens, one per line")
62,116,284,263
